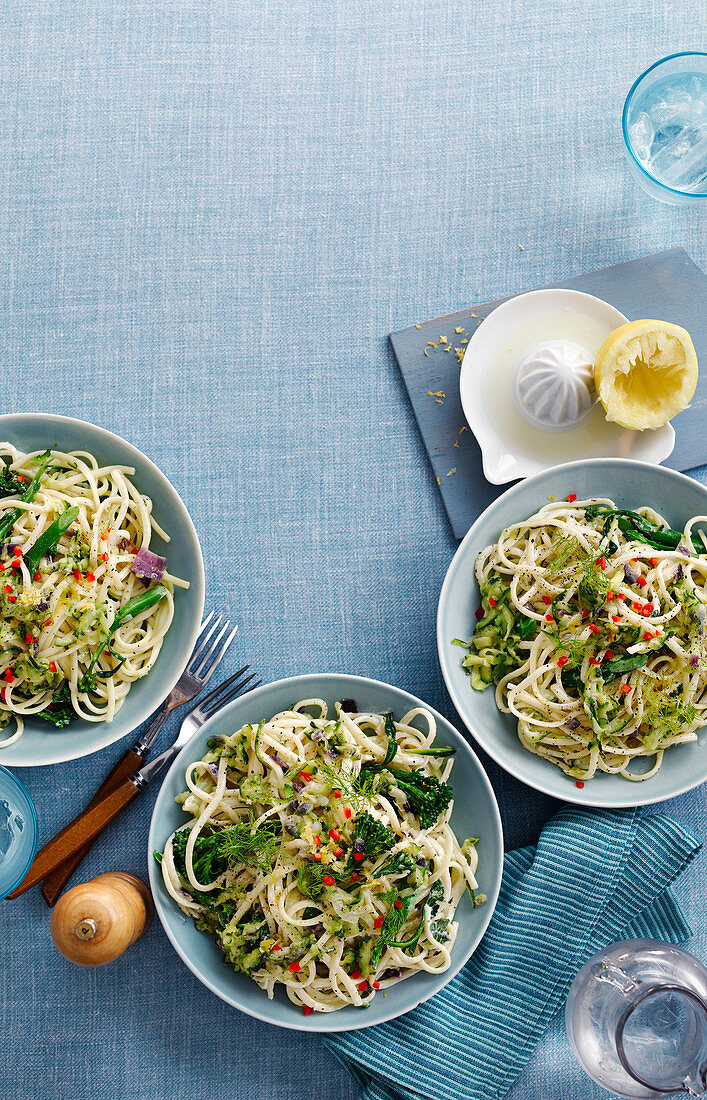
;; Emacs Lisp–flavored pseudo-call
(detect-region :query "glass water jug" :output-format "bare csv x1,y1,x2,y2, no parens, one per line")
566,939,707,1098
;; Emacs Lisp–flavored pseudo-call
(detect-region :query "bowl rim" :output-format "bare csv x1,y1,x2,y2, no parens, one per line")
0,763,38,898
437,457,707,809
622,51,707,202
0,412,206,765
147,671,504,1032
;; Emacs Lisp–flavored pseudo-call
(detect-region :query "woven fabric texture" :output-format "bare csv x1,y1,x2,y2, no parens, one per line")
327,808,701,1100
0,0,705,1098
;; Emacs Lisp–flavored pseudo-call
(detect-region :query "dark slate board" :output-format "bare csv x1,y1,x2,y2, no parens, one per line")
391,248,707,540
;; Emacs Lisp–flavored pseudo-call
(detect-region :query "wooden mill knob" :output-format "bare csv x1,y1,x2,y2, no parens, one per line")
50,872,152,966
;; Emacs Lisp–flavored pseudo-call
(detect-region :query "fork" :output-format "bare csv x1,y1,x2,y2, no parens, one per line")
8,666,260,899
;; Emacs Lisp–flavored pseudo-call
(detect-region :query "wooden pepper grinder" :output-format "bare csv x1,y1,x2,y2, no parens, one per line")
50,872,152,966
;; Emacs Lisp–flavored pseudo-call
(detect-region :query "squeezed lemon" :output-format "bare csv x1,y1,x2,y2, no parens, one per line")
594,319,698,431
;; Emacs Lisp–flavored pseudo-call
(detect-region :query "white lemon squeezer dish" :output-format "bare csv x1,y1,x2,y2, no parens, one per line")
459,289,676,485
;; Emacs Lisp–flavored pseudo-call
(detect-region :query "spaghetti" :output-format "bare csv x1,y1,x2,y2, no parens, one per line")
457,496,707,782
0,443,187,747
159,701,480,1014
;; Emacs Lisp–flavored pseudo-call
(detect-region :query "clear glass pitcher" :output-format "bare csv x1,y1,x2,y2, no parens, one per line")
566,939,707,1098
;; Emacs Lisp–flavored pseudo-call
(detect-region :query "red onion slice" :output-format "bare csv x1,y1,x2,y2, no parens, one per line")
130,546,167,581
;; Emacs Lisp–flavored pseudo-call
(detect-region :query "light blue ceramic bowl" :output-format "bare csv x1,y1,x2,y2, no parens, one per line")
148,673,504,1032
0,414,205,766
438,458,707,809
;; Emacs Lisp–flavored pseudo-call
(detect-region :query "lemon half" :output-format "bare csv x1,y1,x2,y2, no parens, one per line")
593,319,698,431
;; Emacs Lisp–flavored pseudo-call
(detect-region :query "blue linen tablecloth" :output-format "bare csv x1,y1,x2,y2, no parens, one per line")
327,808,701,1100
0,2,705,1099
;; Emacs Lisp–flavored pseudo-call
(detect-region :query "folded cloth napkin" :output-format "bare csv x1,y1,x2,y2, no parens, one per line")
325,806,702,1100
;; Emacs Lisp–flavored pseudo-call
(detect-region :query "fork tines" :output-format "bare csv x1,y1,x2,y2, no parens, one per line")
197,668,260,718
190,614,239,685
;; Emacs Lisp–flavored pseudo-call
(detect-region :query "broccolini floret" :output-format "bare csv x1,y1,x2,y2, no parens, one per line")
345,811,395,871
386,767,453,827
377,850,415,877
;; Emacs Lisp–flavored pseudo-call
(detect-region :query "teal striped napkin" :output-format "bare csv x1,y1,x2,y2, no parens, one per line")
325,807,702,1100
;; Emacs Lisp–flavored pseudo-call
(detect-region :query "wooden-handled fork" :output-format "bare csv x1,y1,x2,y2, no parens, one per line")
9,665,259,899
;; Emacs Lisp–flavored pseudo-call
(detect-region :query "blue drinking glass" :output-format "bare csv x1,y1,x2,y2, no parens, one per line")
623,52,707,205
0,765,38,899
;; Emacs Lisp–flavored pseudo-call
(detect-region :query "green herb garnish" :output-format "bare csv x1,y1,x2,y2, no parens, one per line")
171,818,279,882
